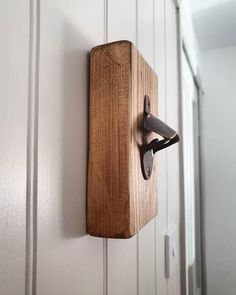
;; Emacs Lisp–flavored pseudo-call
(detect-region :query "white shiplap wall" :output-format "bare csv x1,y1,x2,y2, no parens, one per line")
0,0,181,294
0,1,29,295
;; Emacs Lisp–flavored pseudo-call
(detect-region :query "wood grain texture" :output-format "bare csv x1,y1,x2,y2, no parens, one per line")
88,40,158,239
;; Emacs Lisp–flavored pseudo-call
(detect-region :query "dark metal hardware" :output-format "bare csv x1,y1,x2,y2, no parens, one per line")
141,96,180,180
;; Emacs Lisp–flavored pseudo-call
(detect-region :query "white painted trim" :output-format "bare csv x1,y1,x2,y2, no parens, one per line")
182,39,204,94
174,5,187,295
175,2,204,295
173,0,204,95
181,40,204,295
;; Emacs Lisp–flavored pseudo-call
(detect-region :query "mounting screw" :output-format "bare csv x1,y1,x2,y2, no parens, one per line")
144,95,151,114
147,166,151,177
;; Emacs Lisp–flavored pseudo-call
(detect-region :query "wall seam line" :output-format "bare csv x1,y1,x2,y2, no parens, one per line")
103,239,108,295
135,1,140,295
164,0,168,236
153,0,158,294
163,0,169,293
103,1,108,295
25,0,40,294
104,0,108,42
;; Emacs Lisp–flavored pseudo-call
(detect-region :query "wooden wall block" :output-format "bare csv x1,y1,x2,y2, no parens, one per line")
87,40,158,238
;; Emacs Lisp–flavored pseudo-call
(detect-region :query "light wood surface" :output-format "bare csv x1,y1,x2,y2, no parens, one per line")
88,40,158,239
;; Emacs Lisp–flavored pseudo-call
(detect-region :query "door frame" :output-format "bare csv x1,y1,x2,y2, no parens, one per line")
181,42,206,295
172,1,205,294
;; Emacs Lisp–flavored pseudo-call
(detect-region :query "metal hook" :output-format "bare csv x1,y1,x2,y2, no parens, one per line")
141,95,180,180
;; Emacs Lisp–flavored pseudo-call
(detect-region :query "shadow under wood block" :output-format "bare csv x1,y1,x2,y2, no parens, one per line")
61,21,92,238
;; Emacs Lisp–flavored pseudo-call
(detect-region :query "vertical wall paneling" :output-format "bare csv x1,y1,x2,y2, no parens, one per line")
137,1,156,294
103,1,108,293
166,0,180,230
165,0,181,294
0,1,29,295
106,1,138,294
154,0,168,293
0,1,183,294
37,1,104,294
107,0,136,44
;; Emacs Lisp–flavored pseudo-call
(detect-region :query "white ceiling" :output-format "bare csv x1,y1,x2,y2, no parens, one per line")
189,0,231,11
188,0,236,51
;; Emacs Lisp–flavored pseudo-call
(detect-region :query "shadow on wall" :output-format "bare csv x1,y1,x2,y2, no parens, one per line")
61,19,93,238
